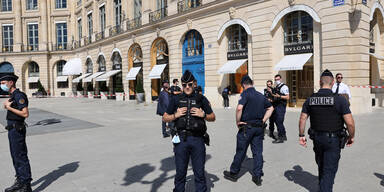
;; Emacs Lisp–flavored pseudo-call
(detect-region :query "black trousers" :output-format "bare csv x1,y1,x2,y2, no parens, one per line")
222,94,229,107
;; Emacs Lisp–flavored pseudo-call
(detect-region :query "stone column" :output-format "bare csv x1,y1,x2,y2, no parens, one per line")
14,0,22,52
40,0,49,51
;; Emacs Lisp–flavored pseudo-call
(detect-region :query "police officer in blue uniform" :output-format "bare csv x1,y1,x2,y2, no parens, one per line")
270,74,290,143
1,73,33,192
163,70,216,192
299,69,355,192
223,75,274,186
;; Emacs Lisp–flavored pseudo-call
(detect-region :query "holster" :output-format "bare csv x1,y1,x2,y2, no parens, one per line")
203,133,210,146
338,128,349,149
308,128,315,140
5,122,27,132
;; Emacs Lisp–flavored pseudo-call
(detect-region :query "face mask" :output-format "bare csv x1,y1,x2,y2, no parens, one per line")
275,80,281,85
172,135,180,144
1,84,9,92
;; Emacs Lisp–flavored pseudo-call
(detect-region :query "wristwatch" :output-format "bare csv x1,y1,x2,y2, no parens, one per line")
203,112,207,119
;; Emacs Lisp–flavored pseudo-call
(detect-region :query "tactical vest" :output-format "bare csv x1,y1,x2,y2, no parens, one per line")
175,93,207,136
309,92,344,132
7,90,27,122
274,83,287,106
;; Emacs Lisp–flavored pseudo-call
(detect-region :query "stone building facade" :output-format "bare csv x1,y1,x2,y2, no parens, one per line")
0,0,383,114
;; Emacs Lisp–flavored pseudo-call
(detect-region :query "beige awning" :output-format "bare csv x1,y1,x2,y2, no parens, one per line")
126,67,141,80
149,64,167,79
217,59,248,74
56,76,68,82
274,53,313,71
72,73,91,83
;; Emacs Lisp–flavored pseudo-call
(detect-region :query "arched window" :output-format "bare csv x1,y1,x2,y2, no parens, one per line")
284,11,313,45
86,59,93,73
185,30,203,57
132,45,143,63
112,52,122,70
56,60,66,76
155,40,168,61
98,56,106,72
28,62,39,77
228,24,248,53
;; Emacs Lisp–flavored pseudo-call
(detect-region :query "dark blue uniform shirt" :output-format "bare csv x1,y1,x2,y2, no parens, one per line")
301,89,351,115
7,89,28,125
166,93,213,115
239,87,272,124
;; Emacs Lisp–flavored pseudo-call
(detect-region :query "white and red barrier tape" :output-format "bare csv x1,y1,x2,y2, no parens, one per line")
350,85,384,88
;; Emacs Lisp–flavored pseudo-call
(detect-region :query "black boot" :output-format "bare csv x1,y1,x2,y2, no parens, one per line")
15,183,32,192
223,170,238,182
4,179,23,192
269,132,276,140
282,134,287,141
252,176,262,186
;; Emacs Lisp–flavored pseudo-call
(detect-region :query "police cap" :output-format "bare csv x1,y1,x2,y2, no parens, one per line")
321,69,334,78
0,73,18,82
181,70,195,83
240,75,253,85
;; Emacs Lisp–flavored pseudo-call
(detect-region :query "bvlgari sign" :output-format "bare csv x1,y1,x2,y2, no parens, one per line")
284,43,313,55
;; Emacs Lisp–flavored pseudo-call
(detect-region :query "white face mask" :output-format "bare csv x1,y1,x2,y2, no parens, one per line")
275,80,281,85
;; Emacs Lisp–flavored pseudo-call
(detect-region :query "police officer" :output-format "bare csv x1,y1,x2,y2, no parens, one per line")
1,73,33,192
223,75,274,186
263,80,275,139
270,74,289,143
163,70,216,192
299,69,355,192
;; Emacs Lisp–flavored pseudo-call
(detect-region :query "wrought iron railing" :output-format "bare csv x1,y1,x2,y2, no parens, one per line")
178,0,202,13
95,31,105,41
22,44,39,52
1,45,13,52
127,16,142,30
149,7,167,23
109,25,122,36
84,37,91,46
54,43,68,51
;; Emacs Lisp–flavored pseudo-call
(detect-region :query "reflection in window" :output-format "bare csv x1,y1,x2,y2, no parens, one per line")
98,56,106,72
284,11,313,45
134,0,142,18
112,52,122,70
186,31,203,57
28,62,39,77
2,25,13,52
114,0,122,26
227,24,247,52
86,59,93,73
155,40,168,60
27,24,38,51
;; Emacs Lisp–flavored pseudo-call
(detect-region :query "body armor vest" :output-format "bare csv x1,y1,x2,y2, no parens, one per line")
309,92,344,132
7,90,27,122
274,83,287,106
175,93,207,136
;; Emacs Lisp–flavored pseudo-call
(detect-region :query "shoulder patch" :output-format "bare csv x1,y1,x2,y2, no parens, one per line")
19,99,25,104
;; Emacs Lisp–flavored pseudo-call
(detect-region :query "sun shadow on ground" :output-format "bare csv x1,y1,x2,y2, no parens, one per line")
31,161,80,192
284,165,319,192
374,173,384,187
122,154,219,192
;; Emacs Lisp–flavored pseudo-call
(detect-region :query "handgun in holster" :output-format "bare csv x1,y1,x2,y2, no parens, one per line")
338,128,349,149
203,133,210,146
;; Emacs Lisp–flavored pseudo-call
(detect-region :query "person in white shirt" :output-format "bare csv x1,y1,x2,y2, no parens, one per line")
332,73,351,100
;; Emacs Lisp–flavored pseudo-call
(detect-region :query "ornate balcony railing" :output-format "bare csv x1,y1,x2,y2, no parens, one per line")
1,45,13,52
149,7,167,23
109,25,122,37
22,44,39,52
127,16,142,31
95,31,105,41
72,40,81,49
178,0,202,13
84,37,91,46
54,43,68,51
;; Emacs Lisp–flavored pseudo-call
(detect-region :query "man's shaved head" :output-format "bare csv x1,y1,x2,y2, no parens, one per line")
320,76,334,88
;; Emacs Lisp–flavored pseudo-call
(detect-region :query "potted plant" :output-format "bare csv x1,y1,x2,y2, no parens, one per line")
36,80,47,98
115,87,124,101
87,83,94,99
76,83,84,97
99,83,109,100
135,80,145,103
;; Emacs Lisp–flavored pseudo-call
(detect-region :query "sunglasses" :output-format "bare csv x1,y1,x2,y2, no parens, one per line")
337,76,343,79
182,83,194,88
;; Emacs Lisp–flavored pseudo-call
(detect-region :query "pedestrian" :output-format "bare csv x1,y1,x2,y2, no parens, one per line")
332,73,351,103
163,70,216,192
270,74,289,143
299,69,355,192
196,86,203,95
2,73,33,192
263,80,276,139
222,86,231,109
156,80,172,138
170,78,182,96
223,75,274,186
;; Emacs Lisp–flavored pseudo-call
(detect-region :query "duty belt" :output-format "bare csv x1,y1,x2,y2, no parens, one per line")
5,121,26,131
313,130,340,138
